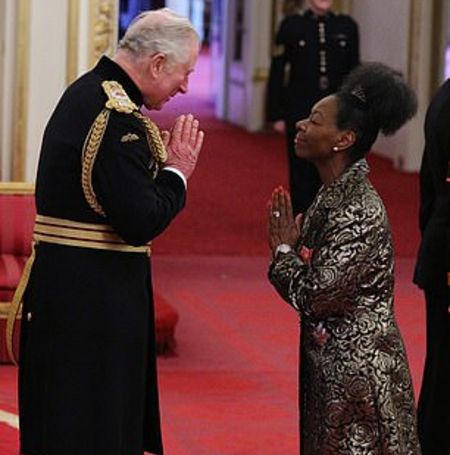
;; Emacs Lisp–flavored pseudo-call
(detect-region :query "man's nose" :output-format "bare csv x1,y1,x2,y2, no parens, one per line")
179,80,188,94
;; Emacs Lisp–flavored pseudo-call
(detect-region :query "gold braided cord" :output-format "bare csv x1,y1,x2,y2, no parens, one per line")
133,112,168,166
6,244,36,366
81,109,110,216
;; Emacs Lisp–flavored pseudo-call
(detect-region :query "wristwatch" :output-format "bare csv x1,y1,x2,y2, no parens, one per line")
275,243,293,256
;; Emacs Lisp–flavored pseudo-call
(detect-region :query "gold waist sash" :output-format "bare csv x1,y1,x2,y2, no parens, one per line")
6,215,150,365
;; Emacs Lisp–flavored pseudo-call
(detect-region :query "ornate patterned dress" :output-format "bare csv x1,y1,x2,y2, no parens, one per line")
269,160,421,454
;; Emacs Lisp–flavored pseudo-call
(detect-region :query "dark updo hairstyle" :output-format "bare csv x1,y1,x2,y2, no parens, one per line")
336,62,418,161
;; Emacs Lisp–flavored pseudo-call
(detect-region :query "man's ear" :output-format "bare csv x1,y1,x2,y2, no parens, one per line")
336,130,357,151
147,52,167,78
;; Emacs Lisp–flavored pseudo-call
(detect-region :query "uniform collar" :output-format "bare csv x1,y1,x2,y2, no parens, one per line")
304,8,335,20
93,56,143,107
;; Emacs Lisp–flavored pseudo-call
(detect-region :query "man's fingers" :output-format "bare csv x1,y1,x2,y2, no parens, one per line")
172,115,186,141
182,114,194,143
190,119,199,144
161,130,170,148
194,130,204,154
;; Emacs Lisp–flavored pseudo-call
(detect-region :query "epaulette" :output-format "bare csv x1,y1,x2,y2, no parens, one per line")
102,80,138,114
81,81,166,217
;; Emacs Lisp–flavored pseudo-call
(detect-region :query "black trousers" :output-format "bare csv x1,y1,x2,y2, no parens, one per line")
418,286,450,455
285,120,321,216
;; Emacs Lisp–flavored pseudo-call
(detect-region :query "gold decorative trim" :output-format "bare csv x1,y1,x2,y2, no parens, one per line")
12,0,30,181
67,0,80,85
252,67,269,83
89,0,118,68
429,1,445,97
81,108,111,216
0,302,16,318
0,182,34,194
334,0,353,14
133,112,168,167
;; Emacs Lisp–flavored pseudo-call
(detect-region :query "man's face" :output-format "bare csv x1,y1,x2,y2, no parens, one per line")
309,0,333,14
142,43,198,110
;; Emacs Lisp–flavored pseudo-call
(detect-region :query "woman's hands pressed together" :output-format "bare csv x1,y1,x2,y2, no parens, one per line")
267,186,300,254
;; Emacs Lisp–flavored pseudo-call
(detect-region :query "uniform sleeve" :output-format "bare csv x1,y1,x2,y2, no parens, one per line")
269,208,385,320
418,148,435,234
348,17,360,71
446,161,450,300
92,111,186,246
267,18,290,122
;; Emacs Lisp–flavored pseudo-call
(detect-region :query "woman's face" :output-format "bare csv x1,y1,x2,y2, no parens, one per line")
294,95,341,161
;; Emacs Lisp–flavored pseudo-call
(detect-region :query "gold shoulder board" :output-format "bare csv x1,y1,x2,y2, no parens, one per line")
102,80,138,114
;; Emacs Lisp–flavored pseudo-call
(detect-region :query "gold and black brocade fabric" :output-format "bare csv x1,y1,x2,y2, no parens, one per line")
269,160,421,454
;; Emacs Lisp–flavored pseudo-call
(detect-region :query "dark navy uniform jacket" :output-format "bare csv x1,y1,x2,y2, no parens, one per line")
414,79,450,296
19,56,185,455
267,8,360,124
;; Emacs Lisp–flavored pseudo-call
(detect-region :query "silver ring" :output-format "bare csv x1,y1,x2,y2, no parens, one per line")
272,211,281,218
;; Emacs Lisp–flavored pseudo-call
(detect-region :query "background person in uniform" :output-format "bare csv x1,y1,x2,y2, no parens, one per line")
17,8,203,455
413,78,450,455
267,63,420,454
267,0,360,215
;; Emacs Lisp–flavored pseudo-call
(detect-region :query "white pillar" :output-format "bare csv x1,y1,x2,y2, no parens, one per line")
351,0,433,172
0,0,119,182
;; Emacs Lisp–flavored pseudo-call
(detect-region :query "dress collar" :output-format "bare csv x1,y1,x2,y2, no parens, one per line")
93,56,143,107
316,159,370,208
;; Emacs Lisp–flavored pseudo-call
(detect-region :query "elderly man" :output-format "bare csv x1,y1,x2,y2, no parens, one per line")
15,8,203,455
267,0,360,214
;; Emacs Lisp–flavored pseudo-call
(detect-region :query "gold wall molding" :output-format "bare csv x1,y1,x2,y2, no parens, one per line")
408,0,422,89
12,0,30,181
430,0,445,96
334,0,353,15
0,181,34,194
67,0,80,85
89,0,118,68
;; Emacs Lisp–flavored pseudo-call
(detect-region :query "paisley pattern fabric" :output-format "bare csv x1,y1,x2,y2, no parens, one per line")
269,160,421,454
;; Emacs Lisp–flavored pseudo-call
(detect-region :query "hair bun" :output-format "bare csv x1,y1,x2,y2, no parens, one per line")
339,62,418,135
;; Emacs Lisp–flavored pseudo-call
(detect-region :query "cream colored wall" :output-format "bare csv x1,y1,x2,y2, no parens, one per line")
0,0,18,180
25,0,70,182
351,0,431,172
0,0,119,182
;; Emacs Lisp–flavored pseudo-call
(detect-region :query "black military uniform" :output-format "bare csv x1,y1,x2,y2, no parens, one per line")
17,56,186,455
267,8,360,214
414,79,450,455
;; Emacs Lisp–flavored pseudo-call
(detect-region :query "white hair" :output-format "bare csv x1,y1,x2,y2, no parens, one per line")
118,8,199,67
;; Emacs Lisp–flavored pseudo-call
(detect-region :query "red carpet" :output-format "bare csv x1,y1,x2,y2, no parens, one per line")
0,257,425,455
0,51,425,454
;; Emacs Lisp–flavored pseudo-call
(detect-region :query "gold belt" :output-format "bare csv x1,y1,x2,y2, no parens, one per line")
6,215,151,365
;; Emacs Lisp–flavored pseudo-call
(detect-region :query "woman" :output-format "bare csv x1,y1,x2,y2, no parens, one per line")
268,63,421,454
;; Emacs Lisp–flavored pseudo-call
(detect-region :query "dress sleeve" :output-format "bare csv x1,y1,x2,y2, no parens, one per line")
269,206,388,319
